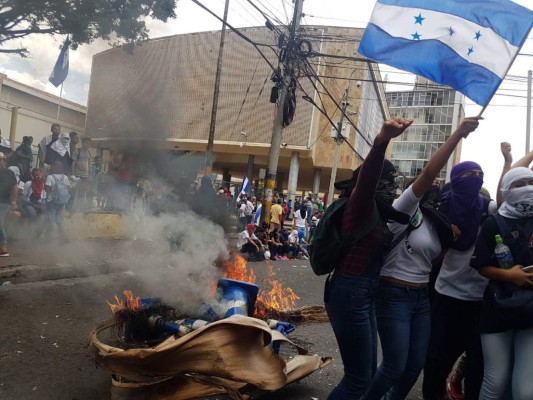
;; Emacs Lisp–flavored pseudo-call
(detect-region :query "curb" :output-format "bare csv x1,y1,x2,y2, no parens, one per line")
0,261,130,285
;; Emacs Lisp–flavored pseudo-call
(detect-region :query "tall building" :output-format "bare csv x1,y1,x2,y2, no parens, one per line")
85,26,389,195
386,78,465,186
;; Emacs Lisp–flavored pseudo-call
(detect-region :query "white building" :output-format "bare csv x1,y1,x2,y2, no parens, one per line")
0,74,86,152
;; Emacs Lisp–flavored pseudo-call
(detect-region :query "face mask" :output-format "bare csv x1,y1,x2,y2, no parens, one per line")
376,179,398,205
500,185,533,218
452,175,483,197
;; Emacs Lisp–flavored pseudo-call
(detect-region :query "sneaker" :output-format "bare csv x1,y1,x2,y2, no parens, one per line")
0,252,10,257
281,256,289,260
446,374,464,400
301,255,309,260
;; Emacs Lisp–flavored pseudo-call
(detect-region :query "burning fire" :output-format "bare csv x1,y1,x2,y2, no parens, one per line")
221,254,300,318
107,290,141,313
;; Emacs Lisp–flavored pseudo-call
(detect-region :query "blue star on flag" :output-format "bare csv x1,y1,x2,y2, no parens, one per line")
411,32,421,40
467,46,474,56
414,13,425,25
474,30,482,40
448,26,455,36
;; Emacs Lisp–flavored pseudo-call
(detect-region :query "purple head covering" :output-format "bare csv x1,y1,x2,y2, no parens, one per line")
442,161,484,250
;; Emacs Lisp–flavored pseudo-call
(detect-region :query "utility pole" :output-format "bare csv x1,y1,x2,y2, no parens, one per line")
262,0,304,224
526,69,532,154
205,0,230,175
327,88,349,206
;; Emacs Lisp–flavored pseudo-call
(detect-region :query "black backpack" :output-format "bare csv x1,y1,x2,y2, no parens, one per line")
309,197,380,276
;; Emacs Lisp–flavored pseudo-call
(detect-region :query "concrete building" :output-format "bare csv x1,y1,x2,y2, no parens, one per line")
386,78,465,186
85,26,389,197
0,74,86,152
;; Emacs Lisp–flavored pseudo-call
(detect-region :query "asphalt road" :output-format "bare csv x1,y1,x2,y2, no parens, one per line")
0,253,424,400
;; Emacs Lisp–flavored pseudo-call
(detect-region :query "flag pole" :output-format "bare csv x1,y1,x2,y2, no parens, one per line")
56,83,64,122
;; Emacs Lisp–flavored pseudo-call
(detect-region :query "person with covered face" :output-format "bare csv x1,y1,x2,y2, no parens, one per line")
325,118,413,399
45,132,72,174
423,160,498,400
38,123,61,167
470,167,533,399
361,117,481,400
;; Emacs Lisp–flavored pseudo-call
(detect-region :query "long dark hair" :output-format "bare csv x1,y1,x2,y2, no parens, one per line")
299,205,307,219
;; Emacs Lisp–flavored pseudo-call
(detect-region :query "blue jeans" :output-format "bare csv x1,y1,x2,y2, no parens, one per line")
47,202,67,239
480,327,533,399
325,274,380,399
0,203,10,246
362,283,431,400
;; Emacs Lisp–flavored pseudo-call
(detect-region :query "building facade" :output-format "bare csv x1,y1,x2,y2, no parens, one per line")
387,79,465,186
85,26,389,196
0,74,86,153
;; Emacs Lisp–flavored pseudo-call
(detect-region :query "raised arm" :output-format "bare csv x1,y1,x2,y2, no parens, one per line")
496,142,513,207
411,117,481,198
344,118,413,228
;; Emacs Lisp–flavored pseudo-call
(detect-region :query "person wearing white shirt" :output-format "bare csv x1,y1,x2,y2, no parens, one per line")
237,224,261,261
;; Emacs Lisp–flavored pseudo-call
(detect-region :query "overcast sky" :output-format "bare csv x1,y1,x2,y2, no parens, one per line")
1,0,532,195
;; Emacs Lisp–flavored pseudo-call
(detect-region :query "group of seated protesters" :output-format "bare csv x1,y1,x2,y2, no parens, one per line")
236,223,310,262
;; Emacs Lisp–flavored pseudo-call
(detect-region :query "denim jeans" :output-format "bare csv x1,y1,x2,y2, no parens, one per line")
480,327,533,399
0,203,10,246
46,202,67,239
325,274,380,399
362,283,431,400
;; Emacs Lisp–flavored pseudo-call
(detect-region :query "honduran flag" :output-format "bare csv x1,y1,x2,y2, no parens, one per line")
239,175,251,195
49,38,70,87
358,0,533,106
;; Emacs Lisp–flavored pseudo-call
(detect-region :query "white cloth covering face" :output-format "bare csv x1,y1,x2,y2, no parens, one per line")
499,167,533,219
50,133,70,157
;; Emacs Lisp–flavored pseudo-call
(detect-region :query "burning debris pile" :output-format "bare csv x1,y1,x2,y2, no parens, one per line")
89,254,331,399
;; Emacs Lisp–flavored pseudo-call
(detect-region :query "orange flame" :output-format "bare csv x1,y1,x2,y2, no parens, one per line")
220,254,300,318
107,290,142,313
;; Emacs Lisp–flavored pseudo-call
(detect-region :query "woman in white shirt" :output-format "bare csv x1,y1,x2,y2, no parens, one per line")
362,117,481,400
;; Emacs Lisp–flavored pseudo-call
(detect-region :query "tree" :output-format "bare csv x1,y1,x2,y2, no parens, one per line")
0,0,177,57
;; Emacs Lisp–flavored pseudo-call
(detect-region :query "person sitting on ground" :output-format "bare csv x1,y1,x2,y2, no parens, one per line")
268,227,284,261
237,223,262,261
21,168,47,237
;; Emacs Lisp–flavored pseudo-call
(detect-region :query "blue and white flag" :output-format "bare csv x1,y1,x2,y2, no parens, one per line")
358,0,533,106
254,204,262,226
239,175,251,194
49,38,70,87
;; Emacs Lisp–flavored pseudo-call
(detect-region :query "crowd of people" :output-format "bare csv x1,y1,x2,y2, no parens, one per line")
321,117,533,400
235,192,325,262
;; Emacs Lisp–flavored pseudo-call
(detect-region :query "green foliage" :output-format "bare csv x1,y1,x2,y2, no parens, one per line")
0,0,178,57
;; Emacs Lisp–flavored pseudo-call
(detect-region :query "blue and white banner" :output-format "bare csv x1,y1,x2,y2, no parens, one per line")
254,204,262,226
358,0,533,106
239,175,250,194
49,38,70,87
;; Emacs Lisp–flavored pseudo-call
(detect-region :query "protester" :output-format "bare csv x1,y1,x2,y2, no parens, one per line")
361,117,481,399
45,132,72,174
237,223,262,261
0,152,18,256
281,201,288,227
325,118,412,399
423,160,498,400
38,123,61,167
91,155,104,208
270,198,283,231
15,136,33,180
292,204,308,241
45,160,71,241
470,167,533,399
71,138,92,211
69,131,80,156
